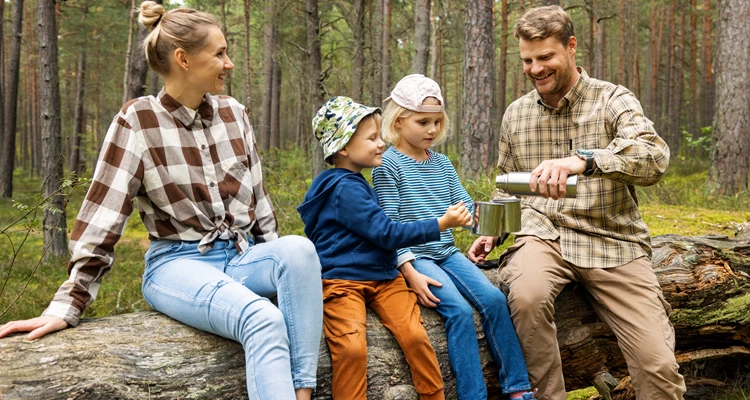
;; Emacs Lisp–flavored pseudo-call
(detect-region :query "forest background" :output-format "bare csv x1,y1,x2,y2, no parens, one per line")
0,0,749,398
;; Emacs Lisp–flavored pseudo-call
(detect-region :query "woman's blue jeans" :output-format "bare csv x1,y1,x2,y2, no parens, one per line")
141,235,323,400
413,252,531,398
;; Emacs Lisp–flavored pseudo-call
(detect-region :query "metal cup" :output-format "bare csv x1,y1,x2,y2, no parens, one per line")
471,198,521,236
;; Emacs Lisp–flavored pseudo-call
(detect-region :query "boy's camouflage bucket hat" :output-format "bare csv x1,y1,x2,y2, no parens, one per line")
312,96,381,161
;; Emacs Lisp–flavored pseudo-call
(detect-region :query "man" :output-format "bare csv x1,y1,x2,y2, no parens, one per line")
468,5,686,400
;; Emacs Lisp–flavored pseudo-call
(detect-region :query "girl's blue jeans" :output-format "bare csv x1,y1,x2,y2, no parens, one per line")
141,235,323,400
413,251,531,399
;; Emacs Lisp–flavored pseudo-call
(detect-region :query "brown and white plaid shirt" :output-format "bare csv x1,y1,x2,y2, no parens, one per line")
498,68,669,269
44,90,279,326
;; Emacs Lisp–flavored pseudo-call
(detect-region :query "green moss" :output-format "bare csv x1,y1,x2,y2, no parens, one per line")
671,292,750,326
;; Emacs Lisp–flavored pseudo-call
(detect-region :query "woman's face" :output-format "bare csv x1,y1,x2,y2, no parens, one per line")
183,26,234,95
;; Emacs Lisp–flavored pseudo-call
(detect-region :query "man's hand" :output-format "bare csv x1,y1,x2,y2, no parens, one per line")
529,155,587,199
468,235,498,263
0,316,68,340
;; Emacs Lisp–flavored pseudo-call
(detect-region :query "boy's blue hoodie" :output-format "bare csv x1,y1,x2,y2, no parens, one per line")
297,168,440,280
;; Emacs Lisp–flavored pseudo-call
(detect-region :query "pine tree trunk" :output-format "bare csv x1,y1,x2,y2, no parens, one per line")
270,39,281,150
305,0,326,178
461,0,494,178
261,0,275,151
243,0,254,120
701,0,714,129
381,0,392,99
125,1,149,101
0,0,24,198
38,0,67,258
351,0,366,101
69,51,86,176
412,0,431,75
707,0,750,195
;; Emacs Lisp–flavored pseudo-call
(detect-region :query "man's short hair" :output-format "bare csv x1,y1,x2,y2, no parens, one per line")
513,5,575,46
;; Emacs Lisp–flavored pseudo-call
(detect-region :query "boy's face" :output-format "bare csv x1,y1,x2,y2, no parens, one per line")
335,115,385,173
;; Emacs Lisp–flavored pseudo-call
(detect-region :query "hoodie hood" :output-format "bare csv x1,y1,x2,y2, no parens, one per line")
298,168,354,237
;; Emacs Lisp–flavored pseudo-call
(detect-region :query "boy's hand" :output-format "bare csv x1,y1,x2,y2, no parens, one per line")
400,262,442,308
438,201,472,231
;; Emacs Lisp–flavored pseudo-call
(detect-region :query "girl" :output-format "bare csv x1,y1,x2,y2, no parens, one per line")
372,74,535,400
0,3,322,400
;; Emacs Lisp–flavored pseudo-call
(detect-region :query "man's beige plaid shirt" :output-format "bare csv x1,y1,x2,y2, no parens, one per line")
43,90,279,326
498,68,669,269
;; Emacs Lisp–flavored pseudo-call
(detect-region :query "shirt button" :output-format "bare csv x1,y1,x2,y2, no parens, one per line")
210,182,215,187
201,144,207,150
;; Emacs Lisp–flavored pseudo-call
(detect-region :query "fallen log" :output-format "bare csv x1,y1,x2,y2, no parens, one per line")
0,234,748,400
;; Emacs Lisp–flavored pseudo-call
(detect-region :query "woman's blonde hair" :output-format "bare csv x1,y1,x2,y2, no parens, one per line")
139,1,222,76
381,99,450,147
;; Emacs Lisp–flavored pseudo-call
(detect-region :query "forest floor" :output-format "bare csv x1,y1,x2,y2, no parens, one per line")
1,150,748,399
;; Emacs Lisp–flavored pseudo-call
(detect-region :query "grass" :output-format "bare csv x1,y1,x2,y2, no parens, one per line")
1,153,749,399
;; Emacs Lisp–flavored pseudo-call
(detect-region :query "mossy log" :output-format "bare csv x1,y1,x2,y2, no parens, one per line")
1,234,749,400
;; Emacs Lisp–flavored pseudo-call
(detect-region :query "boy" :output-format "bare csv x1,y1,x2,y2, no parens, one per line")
298,96,471,400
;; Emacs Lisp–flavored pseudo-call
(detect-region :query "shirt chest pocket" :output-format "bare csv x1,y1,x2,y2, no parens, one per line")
571,112,614,150
220,157,253,197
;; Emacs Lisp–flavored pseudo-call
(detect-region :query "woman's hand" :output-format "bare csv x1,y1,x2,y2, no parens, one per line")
400,262,442,308
0,316,68,340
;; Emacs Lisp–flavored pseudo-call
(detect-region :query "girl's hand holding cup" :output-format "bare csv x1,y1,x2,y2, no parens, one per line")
438,201,472,230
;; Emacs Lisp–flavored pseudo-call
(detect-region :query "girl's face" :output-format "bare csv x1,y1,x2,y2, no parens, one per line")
183,26,234,96
336,115,385,173
394,99,443,160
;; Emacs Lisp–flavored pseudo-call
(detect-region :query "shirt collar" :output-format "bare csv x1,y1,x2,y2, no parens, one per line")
534,67,589,111
158,88,216,127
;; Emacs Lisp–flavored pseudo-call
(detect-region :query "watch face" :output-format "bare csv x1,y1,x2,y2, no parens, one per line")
576,149,594,158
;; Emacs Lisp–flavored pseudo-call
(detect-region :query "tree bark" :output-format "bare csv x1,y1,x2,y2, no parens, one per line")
305,0,326,178
0,0,24,198
261,0,275,151
122,0,136,104
460,0,494,178
1,235,749,399
372,0,383,106
38,0,67,259
412,0,431,75
707,0,750,195
381,0,392,100
68,51,86,176
0,0,5,188
243,0,255,121
351,0,366,101
701,0,714,129
270,39,281,150
124,1,149,101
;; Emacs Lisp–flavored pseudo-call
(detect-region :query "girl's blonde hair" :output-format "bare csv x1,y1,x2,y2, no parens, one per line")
139,1,222,76
381,99,450,147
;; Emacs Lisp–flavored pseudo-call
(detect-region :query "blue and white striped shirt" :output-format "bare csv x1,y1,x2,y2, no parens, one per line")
373,147,474,266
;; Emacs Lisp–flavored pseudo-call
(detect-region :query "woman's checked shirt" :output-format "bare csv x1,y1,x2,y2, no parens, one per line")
43,90,279,326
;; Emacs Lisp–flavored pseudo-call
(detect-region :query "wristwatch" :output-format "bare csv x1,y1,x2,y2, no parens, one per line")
575,149,596,176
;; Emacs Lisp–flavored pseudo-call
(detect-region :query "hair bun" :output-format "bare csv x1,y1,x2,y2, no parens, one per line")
139,0,165,31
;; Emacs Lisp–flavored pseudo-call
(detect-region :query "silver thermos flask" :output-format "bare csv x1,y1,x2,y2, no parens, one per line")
495,172,578,198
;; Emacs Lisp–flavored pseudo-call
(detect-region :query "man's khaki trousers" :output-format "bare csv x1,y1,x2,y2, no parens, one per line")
499,236,686,400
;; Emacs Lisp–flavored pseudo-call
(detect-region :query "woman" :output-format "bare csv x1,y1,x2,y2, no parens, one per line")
0,2,322,400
